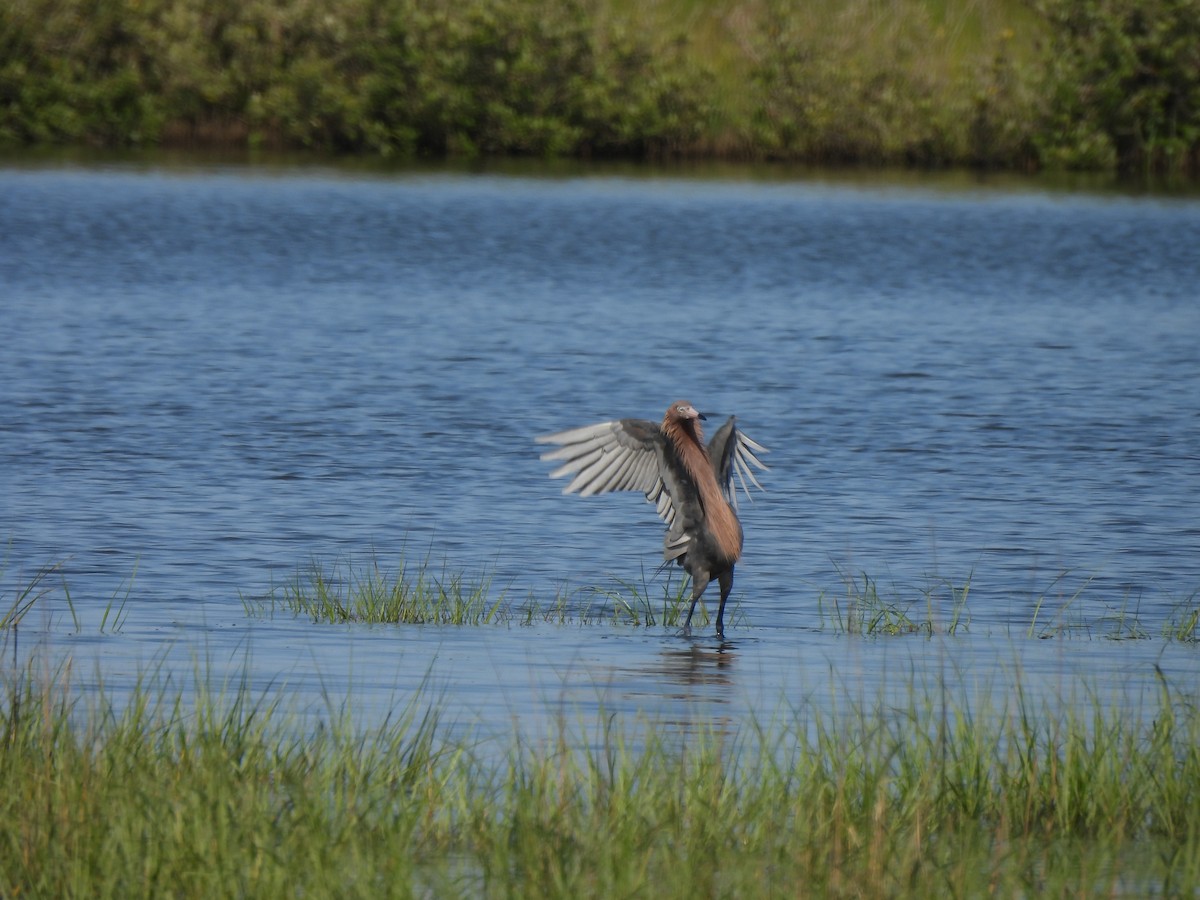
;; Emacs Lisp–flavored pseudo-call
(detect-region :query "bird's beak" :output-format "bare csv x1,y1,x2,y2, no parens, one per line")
697,411,708,421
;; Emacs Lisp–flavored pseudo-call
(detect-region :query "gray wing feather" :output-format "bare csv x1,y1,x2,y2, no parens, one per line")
707,417,770,509
653,481,677,528
537,419,679,526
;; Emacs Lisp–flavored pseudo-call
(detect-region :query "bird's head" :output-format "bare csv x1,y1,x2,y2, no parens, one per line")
665,401,706,424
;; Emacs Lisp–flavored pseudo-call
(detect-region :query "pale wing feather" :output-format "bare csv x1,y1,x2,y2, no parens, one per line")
731,434,768,502
537,419,681,529
576,444,639,497
548,448,603,480
601,448,637,492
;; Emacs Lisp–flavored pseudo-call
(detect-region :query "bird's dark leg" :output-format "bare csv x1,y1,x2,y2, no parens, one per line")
683,572,710,633
714,569,735,638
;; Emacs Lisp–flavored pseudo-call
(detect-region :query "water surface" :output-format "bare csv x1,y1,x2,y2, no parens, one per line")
2,163,1198,741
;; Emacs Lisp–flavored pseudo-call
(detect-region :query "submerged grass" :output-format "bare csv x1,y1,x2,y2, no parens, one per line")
581,565,701,629
0,561,59,631
2,556,135,637
9,550,1195,643
248,556,708,629
246,554,1200,644
821,563,979,637
2,649,1199,896
822,562,1200,642
252,556,506,625
1166,593,1200,643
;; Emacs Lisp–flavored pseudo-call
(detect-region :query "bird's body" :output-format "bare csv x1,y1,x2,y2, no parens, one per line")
536,401,768,637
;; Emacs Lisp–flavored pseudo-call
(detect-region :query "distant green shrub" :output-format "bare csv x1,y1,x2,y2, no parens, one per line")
750,2,946,163
0,0,1196,173
0,0,164,144
344,0,710,158
0,0,708,158
1036,0,1200,173
966,29,1041,169
747,1,1040,168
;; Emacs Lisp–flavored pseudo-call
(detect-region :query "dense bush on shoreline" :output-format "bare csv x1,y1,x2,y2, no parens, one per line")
1,0,1197,173
1036,0,1200,173
0,0,709,158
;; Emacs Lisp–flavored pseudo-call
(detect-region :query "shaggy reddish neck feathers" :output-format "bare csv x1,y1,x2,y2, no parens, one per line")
662,410,743,563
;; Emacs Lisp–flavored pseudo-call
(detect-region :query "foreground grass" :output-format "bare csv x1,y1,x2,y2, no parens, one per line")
2,654,1199,897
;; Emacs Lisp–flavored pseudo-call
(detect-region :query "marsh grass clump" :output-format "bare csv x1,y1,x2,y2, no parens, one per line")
249,556,704,628
823,563,1200,642
0,560,60,631
2,556,135,636
0,658,454,898
821,564,973,636
1165,592,1200,642
581,566,700,629
3,653,1200,896
253,556,505,625
820,568,932,636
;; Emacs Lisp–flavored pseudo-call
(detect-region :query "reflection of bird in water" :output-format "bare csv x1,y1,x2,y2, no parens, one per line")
619,644,740,740
658,643,738,690
537,400,768,637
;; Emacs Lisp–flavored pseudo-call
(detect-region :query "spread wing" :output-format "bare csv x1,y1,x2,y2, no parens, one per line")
535,418,679,528
706,416,769,509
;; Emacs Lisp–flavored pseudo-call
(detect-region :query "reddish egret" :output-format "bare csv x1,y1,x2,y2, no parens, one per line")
536,401,768,637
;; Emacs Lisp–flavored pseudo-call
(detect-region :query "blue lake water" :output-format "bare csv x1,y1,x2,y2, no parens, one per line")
2,161,1199,745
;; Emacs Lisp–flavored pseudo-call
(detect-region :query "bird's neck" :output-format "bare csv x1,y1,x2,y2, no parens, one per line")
664,419,743,562
663,417,705,473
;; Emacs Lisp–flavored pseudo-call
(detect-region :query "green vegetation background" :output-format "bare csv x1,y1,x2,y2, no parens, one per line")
2,0,1198,174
